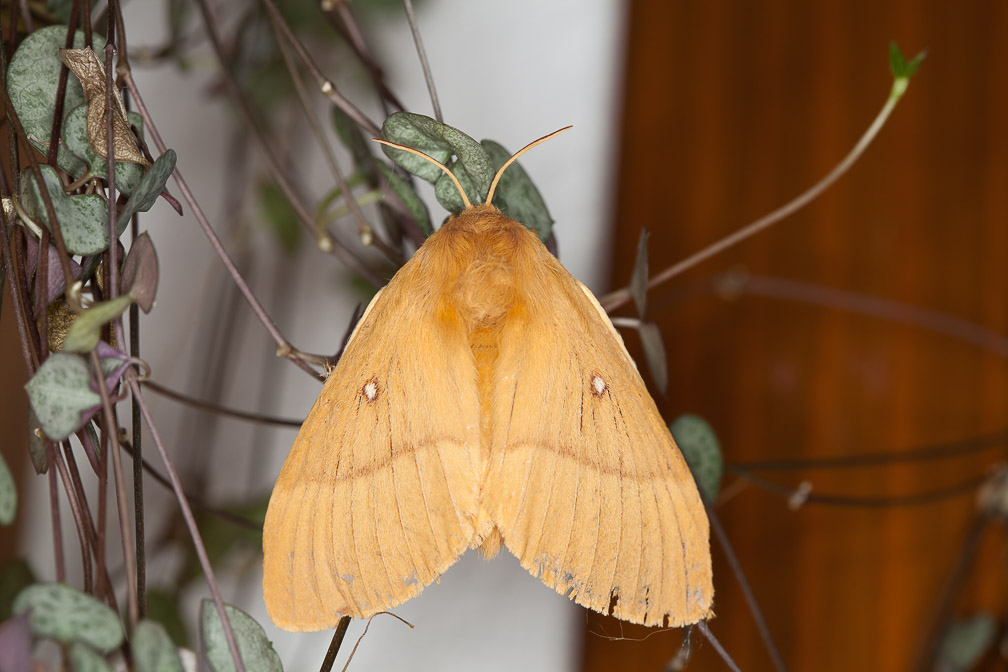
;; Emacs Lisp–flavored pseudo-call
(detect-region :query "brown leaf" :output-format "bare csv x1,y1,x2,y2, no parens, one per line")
59,48,150,167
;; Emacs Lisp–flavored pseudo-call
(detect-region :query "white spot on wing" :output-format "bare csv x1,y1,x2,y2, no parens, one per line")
592,375,607,396
362,379,379,402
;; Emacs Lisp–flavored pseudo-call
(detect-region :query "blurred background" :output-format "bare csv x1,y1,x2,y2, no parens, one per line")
2,1,1007,671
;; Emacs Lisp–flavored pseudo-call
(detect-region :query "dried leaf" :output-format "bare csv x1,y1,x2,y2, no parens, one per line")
59,48,149,167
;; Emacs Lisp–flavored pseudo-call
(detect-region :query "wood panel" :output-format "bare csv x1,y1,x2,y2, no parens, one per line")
584,1,1008,670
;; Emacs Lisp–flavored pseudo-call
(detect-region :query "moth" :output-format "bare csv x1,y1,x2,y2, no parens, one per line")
262,130,713,630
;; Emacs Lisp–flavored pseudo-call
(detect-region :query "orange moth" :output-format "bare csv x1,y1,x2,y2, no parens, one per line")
262,129,713,630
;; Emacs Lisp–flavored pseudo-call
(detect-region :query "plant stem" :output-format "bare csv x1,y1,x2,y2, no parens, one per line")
602,83,905,313
401,0,442,123
144,380,302,427
319,617,352,672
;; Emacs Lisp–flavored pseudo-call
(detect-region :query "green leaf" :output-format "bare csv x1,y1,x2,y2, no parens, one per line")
13,582,124,652
481,139,554,241
938,614,995,672
20,165,110,255
62,104,146,194
638,322,668,395
25,353,101,441
376,162,432,237
69,642,113,672
6,25,105,160
0,448,15,525
433,162,480,214
258,181,301,253
117,150,178,233
27,409,48,474
669,414,723,501
888,41,926,80
380,112,493,208
199,601,282,672
133,620,184,672
630,229,649,318
0,559,36,621
62,295,132,353
121,232,159,313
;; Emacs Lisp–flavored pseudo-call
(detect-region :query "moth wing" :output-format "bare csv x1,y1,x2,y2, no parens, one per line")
263,276,482,631
484,263,713,627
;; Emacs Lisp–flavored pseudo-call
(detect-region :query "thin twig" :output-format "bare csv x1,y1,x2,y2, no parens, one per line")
319,617,352,672
401,0,442,122
45,443,66,582
144,380,303,427
703,496,787,672
90,349,139,626
119,69,324,379
697,622,743,672
602,81,908,313
126,374,247,672
52,441,94,595
259,0,380,136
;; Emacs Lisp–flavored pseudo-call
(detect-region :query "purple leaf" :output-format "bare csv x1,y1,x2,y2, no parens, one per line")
120,232,158,313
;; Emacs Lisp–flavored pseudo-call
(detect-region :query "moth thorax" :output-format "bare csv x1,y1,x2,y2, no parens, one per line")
452,257,517,328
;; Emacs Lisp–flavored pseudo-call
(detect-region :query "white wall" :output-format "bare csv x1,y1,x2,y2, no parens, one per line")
22,2,626,670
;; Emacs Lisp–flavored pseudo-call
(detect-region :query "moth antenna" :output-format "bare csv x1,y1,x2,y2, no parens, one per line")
372,138,472,209
485,125,572,206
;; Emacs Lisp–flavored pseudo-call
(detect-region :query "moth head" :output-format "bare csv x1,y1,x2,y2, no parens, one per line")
372,126,571,214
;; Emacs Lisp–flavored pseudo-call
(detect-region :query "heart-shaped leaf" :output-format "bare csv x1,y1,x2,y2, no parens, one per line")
68,641,113,672
62,104,146,194
13,583,123,652
117,150,177,233
199,601,282,672
20,165,110,255
24,353,101,440
133,620,184,672
23,235,83,303
0,449,15,526
669,414,723,501
62,295,131,353
6,25,105,162
481,139,554,241
380,112,493,208
121,232,158,312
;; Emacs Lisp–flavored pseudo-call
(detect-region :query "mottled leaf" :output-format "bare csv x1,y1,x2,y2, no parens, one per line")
0,614,31,672
12,583,123,652
63,104,146,194
0,449,15,526
380,112,493,208
630,229,649,318
59,48,149,167
433,162,480,214
6,26,105,162
199,601,282,672
62,295,131,353
24,353,100,440
146,591,188,649
121,232,159,312
481,139,554,241
20,165,110,255
376,162,431,237
937,614,995,672
133,620,184,672
669,414,723,501
117,151,178,233
637,322,668,395
69,642,113,672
